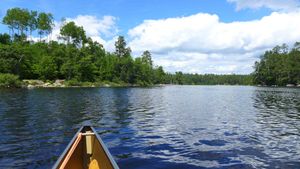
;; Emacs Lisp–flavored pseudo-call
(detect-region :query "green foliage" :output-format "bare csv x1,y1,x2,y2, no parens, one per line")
60,21,87,46
0,73,21,88
2,8,31,36
76,55,97,82
141,50,153,67
134,57,153,85
0,43,34,79
0,33,11,44
33,55,58,80
164,73,252,85
253,43,300,86
153,66,166,84
64,79,82,86
37,12,54,39
2,7,53,42
28,10,38,36
114,36,131,58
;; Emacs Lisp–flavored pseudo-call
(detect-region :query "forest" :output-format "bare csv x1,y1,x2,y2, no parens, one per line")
0,8,166,87
165,73,252,85
253,44,300,86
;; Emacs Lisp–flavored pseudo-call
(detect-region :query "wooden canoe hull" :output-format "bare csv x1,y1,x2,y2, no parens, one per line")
53,126,119,169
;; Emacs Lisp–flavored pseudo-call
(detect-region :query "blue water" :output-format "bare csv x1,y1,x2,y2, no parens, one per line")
0,86,300,169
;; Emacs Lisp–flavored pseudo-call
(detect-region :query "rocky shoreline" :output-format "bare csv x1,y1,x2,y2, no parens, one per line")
22,79,162,88
23,79,67,88
23,79,125,88
13,79,300,89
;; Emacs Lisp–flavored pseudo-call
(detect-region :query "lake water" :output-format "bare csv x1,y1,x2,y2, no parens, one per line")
0,86,300,169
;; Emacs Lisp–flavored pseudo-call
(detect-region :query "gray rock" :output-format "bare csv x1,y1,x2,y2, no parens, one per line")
27,84,35,89
286,84,295,87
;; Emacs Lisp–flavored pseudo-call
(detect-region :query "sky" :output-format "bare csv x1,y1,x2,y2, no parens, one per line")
1,0,300,74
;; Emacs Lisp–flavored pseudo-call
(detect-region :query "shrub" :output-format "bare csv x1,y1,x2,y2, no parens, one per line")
0,73,22,88
136,80,151,87
64,79,81,86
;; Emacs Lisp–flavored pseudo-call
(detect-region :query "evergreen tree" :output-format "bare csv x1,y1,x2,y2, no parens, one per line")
114,36,131,58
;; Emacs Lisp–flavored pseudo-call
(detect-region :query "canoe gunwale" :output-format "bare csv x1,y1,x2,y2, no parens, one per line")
92,126,119,169
52,126,84,169
52,126,119,169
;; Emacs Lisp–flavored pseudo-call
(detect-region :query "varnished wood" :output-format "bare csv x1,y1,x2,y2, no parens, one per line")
53,126,119,169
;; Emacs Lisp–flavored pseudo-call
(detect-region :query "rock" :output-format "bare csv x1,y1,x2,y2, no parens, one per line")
103,84,110,87
52,79,65,87
286,84,295,87
27,84,35,89
44,82,51,87
55,79,64,84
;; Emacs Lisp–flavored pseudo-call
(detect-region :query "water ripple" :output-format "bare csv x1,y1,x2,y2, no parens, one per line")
0,86,300,168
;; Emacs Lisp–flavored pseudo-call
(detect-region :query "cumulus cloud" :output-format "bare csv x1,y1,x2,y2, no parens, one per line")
227,0,300,11
128,11,300,74
69,15,118,39
49,15,118,47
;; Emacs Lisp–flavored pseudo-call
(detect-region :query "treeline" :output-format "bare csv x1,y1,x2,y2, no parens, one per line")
253,43,300,86
0,8,166,86
164,72,252,85
0,38,166,86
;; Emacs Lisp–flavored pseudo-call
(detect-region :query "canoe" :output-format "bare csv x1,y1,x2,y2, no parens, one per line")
53,126,119,169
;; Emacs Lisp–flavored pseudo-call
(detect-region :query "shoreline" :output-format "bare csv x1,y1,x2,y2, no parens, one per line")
21,80,253,88
22,79,164,89
1,79,299,89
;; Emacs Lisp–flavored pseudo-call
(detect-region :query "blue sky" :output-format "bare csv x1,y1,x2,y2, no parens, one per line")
1,0,300,74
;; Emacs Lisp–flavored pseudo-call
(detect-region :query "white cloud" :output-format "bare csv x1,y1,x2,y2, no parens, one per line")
128,11,300,74
227,0,300,11
69,15,118,38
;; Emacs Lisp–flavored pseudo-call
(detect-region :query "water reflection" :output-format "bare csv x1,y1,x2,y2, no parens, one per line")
252,88,300,168
0,86,299,168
